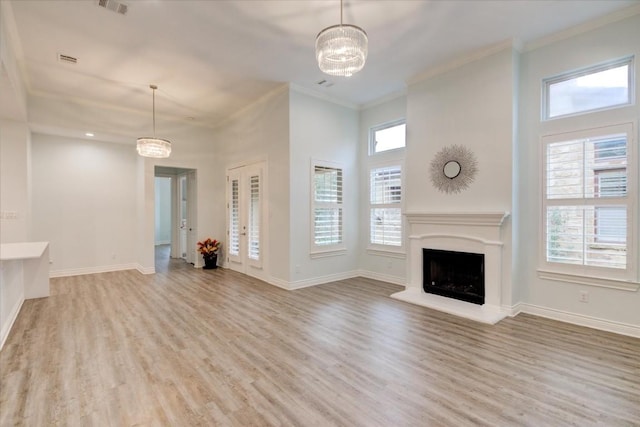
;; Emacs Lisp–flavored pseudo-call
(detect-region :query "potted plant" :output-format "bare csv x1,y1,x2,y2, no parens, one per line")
197,238,221,269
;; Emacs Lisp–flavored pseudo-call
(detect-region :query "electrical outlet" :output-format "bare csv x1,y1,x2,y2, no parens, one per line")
579,290,589,303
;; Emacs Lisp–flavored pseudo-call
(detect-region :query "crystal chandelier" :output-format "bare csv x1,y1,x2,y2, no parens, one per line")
137,85,171,158
315,0,368,77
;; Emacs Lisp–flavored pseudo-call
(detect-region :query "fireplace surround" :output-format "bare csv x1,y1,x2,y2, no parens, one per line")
391,212,510,324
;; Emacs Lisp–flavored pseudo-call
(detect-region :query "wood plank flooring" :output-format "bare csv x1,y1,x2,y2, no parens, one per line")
1,255,639,426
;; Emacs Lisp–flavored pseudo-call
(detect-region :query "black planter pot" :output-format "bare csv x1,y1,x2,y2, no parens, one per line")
203,254,218,269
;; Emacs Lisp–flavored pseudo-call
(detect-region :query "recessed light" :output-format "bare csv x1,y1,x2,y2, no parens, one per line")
85,132,94,137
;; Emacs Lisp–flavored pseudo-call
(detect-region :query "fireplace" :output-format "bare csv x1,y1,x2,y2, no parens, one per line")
423,249,484,305
391,212,510,324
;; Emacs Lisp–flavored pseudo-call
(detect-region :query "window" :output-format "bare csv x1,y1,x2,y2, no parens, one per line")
248,173,260,260
543,56,633,120
369,120,406,154
543,124,634,272
312,162,344,253
370,165,402,246
229,179,240,257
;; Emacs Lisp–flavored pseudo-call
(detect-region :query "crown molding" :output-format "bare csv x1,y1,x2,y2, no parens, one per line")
524,4,640,52
289,82,360,110
407,39,517,87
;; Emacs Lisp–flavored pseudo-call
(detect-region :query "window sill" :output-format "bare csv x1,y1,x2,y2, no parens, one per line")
366,247,406,259
310,248,347,259
537,269,639,292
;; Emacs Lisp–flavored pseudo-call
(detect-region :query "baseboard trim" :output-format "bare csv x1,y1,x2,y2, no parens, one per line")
0,292,24,351
519,303,640,338
502,302,523,317
50,263,139,278
267,271,360,290
356,270,406,286
135,264,155,275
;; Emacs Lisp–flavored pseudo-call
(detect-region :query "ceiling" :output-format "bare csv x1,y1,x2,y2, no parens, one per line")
6,0,640,137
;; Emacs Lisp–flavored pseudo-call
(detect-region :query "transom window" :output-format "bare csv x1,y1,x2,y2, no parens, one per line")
369,120,406,154
543,56,633,120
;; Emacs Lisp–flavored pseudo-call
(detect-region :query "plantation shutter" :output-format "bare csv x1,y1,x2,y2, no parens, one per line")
229,178,240,256
248,173,260,261
545,132,628,269
313,165,343,246
369,166,402,246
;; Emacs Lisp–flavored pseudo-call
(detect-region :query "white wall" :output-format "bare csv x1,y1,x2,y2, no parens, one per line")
518,13,640,328
406,46,516,307
213,86,290,283
288,89,360,286
0,119,30,243
139,124,218,271
154,177,171,245
358,95,407,284
30,134,138,275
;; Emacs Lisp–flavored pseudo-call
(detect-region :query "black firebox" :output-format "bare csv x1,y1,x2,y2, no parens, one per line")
422,248,485,305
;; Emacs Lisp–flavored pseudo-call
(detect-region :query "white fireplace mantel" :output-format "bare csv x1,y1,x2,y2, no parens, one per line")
405,212,509,227
392,211,510,324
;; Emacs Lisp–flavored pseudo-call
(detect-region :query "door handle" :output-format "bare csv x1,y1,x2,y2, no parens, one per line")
240,232,247,236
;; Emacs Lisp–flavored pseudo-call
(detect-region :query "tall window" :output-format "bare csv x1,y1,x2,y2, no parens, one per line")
229,179,240,257
248,173,260,261
543,124,634,272
370,165,402,246
312,162,343,251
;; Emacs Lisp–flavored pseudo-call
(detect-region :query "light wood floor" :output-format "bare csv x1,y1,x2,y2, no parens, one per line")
1,254,639,426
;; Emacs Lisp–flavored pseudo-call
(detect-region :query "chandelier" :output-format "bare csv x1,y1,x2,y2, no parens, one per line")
315,0,368,77
137,85,171,158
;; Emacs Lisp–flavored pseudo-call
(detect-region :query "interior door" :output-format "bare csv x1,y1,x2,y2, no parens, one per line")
177,171,198,264
178,174,188,259
227,163,263,274
186,171,197,265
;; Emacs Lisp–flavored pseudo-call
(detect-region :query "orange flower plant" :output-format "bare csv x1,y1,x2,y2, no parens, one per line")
197,238,220,257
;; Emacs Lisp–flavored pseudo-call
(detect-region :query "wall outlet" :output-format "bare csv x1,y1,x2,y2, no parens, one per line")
579,290,589,303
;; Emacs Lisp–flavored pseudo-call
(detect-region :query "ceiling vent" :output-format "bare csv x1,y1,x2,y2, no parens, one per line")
316,79,334,88
97,0,128,15
58,53,77,64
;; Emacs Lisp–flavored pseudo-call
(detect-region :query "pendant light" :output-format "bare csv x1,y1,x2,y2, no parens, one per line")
137,85,171,158
315,0,368,77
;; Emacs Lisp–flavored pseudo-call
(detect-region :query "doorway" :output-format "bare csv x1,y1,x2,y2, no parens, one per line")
227,162,264,275
154,166,198,268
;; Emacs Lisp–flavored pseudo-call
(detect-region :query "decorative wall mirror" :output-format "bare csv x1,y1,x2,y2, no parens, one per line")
443,160,461,179
429,145,478,194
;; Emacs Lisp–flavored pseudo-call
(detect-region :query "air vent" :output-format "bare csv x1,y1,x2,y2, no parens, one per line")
316,79,334,88
58,53,77,64
97,0,128,15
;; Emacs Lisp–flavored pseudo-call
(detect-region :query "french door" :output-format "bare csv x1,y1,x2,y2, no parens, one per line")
227,162,263,274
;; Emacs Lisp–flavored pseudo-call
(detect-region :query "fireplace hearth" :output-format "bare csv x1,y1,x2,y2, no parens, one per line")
391,211,509,324
423,248,485,305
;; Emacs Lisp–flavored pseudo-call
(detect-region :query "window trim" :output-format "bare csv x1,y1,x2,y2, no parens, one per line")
542,56,634,121
539,122,638,286
368,119,407,156
310,159,346,257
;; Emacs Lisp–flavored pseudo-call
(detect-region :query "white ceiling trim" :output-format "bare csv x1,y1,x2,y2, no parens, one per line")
524,3,640,52
407,39,517,87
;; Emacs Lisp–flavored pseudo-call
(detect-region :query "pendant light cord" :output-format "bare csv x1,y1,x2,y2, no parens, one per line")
150,84,158,138
340,0,343,26
152,87,156,138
